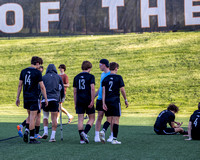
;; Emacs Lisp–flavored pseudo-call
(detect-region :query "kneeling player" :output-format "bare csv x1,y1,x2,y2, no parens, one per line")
185,103,200,140
73,61,95,144
99,62,128,144
154,104,186,135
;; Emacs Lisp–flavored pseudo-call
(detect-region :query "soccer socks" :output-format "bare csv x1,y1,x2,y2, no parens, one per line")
102,121,110,132
30,129,35,141
44,126,48,135
95,131,100,136
35,126,40,135
113,124,119,140
84,124,91,134
25,123,29,132
79,130,84,140
50,131,56,140
22,120,26,127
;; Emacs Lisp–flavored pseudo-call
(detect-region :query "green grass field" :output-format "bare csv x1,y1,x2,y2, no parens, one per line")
0,32,200,159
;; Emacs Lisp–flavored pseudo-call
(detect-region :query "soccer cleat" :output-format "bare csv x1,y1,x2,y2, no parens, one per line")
29,139,41,144
80,132,89,144
94,136,101,142
99,131,105,144
17,125,23,138
80,140,86,144
42,133,48,139
49,138,56,142
107,135,113,142
111,140,121,144
35,134,42,139
68,116,74,124
23,130,29,143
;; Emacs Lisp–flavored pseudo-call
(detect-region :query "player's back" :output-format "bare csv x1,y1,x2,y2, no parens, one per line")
20,67,42,101
102,74,124,102
190,110,200,139
154,110,175,130
73,72,95,103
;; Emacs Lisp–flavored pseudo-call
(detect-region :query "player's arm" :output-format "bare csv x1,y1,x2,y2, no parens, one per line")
120,87,128,108
102,86,107,111
185,121,192,140
174,121,183,127
88,84,95,108
64,76,70,88
95,88,100,98
39,81,48,107
73,87,77,109
16,80,23,106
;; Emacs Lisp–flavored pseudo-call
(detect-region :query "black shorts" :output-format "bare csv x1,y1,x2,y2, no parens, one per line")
105,101,121,117
76,101,95,115
24,100,40,111
42,101,59,112
96,99,104,111
191,130,200,140
154,128,176,135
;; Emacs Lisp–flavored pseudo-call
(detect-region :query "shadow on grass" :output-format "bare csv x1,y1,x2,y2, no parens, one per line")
0,122,200,160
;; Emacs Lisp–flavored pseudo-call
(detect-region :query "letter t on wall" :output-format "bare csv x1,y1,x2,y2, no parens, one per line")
102,0,124,30
40,2,60,32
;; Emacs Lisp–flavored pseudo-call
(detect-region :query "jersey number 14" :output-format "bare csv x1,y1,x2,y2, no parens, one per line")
25,74,31,85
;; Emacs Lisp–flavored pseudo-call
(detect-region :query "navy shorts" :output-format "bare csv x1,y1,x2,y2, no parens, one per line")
105,101,121,117
42,101,59,112
76,101,95,115
191,130,200,140
24,100,40,111
96,99,104,111
154,128,176,135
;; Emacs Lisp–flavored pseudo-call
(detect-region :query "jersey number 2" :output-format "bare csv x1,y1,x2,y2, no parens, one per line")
109,81,113,91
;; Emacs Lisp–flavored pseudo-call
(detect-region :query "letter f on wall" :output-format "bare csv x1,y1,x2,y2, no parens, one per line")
102,0,124,30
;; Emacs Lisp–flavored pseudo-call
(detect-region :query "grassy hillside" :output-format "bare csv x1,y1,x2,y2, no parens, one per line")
0,32,200,117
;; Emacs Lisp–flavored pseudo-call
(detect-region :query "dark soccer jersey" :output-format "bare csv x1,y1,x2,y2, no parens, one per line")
19,67,43,101
154,110,175,130
102,74,125,102
73,72,95,103
190,110,200,131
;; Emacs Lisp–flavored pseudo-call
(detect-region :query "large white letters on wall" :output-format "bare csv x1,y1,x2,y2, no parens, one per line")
40,2,60,32
0,3,23,33
141,0,166,28
185,0,200,26
102,0,124,30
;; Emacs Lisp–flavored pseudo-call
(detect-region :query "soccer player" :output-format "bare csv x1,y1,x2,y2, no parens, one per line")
185,103,200,140
41,64,65,142
94,59,113,142
17,66,44,139
99,62,128,144
154,104,186,135
16,57,48,144
58,64,73,123
73,61,95,144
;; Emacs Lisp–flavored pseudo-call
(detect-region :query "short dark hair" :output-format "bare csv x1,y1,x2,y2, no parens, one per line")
58,64,66,71
31,56,43,65
109,62,119,71
167,104,179,113
81,61,92,70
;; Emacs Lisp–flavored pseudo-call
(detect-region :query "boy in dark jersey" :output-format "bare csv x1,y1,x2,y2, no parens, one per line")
154,104,185,135
17,66,44,139
99,62,128,144
73,61,95,144
16,56,48,144
185,103,200,140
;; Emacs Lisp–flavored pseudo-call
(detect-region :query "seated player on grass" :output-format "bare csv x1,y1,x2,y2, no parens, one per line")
184,103,200,140
17,66,44,139
154,104,187,135
99,62,128,145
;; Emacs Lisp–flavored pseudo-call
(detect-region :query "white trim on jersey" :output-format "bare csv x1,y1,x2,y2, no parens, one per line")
163,130,176,135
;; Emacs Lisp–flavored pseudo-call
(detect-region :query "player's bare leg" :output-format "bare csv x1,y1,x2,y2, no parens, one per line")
111,116,121,144
95,111,104,142
29,110,40,143
42,111,49,139
49,112,58,142
35,113,42,139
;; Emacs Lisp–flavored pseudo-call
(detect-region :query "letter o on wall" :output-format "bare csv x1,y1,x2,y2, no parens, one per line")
0,3,24,33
